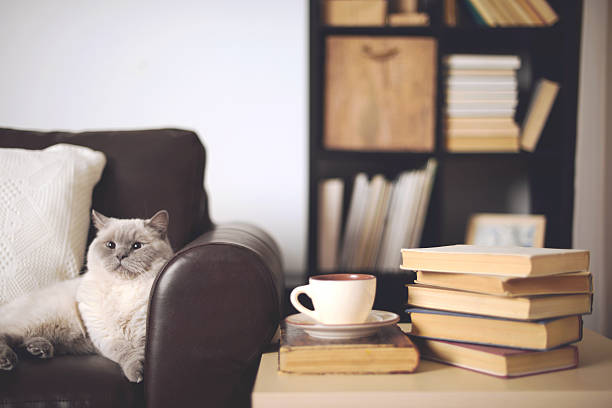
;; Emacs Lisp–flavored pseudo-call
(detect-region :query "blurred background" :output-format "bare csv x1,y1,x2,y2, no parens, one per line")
0,0,610,336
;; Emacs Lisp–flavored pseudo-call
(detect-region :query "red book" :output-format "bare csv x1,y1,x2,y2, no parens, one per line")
414,337,578,378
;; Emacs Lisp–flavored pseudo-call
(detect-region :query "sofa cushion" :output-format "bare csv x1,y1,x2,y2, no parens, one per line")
0,355,143,408
0,128,212,250
0,144,106,305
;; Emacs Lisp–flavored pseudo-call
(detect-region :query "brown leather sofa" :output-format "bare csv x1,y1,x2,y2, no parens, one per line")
0,128,284,408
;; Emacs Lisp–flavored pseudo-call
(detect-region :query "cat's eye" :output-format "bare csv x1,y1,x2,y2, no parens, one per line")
132,242,142,250
106,241,116,249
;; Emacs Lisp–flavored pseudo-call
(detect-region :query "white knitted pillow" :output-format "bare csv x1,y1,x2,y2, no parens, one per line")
0,144,106,304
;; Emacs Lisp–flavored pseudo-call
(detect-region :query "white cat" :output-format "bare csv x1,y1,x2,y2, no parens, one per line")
0,210,174,383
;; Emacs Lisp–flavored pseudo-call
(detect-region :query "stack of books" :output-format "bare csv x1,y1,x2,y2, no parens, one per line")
318,159,437,272
400,245,593,378
464,0,559,27
444,54,521,152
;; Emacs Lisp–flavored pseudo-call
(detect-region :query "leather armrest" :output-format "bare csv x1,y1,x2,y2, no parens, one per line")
144,223,284,408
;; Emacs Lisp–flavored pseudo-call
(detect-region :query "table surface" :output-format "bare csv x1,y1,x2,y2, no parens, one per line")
252,324,612,408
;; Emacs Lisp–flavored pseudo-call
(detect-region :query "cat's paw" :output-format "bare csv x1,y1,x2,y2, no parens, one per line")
121,358,144,383
25,337,54,359
0,346,18,371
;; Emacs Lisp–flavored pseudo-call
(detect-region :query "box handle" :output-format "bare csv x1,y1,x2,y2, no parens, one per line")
362,45,399,62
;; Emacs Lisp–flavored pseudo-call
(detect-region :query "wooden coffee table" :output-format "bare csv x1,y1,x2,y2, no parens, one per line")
252,324,612,408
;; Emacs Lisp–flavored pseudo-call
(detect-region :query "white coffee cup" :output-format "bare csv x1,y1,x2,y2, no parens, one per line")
290,274,376,325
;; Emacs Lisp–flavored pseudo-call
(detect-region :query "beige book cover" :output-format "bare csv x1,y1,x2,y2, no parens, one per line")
401,245,590,277
520,78,560,152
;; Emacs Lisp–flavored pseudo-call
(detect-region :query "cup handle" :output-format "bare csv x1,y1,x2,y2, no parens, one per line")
290,285,318,321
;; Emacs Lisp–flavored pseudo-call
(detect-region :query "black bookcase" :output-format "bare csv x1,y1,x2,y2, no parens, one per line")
299,0,583,320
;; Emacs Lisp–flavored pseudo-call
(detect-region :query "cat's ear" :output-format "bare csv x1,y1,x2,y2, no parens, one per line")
146,210,169,237
92,210,110,230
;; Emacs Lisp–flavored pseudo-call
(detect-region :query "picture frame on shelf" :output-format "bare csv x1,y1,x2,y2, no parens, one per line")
465,213,546,248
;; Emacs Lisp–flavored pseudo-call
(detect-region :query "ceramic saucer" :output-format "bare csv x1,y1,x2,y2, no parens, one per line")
285,310,400,340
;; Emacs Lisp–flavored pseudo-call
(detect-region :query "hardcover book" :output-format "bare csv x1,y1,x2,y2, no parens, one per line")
415,270,592,297
407,308,583,350
400,245,590,277
520,78,560,152
406,284,592,320
279,323,419,374
445,135,519,152
414,337,578,378
443,54,521,70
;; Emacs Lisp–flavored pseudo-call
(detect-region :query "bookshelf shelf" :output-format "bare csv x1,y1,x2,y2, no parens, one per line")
303,0,583,320
321,26,436,36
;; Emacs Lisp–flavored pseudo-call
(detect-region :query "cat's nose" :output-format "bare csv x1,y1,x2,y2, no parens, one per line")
117,254,128,261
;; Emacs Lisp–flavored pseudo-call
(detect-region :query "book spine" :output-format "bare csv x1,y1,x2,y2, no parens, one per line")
515,0,546,25
444,55,521,70
527,0,559,25
446,108,516,118
464,0,490,26
447,101,518,110
317,179,344,271
520,79,560,151
507,0,534,25
410,334,580,352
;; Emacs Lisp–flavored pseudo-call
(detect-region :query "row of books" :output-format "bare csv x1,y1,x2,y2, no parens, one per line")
465,0,559,27
318,159,437,272
444,54,560,152
444,54,521,152
401,245,592,378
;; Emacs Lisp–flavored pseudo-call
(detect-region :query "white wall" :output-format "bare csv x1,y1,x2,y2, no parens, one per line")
575,0,611,337
0,0,308,277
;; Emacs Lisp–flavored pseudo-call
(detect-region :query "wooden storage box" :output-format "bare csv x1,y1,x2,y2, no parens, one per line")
323,0,388,26
324,36,437,151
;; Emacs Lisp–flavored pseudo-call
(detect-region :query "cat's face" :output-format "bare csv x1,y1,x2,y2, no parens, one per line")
87,210,174,278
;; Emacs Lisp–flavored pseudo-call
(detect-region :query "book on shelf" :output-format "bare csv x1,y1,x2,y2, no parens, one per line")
407,159,438,253
527,0,559,25
406,284,592,320
505,0,535,25
376,159,438,271
447,80,517,92
444,54,520,152
355,175,391,268
444,54,521,70
317,178,344,271
445,135,519,152
446,126,519,138
335,159,438,272
463,0,557,27
447,100,518,111
520,78,560,152
446,90,518,101
490,0,518,26
446,107,516,117
444,0,457,26
278,323,420,374
464,0,494,26
415,270,592,297
400,245,590,277
447,68,517,77
408,308,583,350
515,0,547,25
338,173,369,269
445,116,518,128
413,337,578,378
